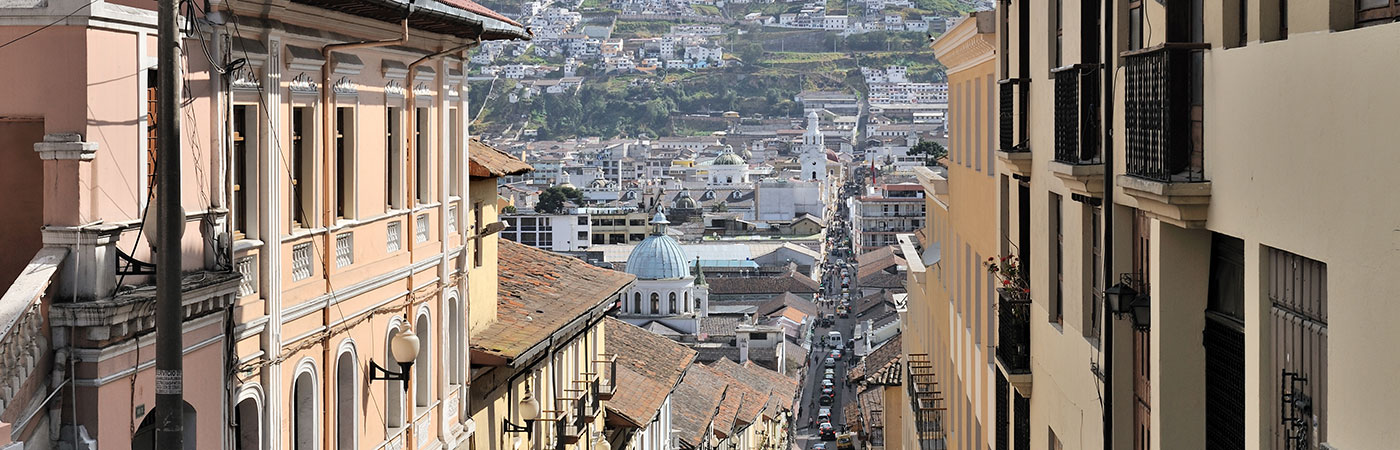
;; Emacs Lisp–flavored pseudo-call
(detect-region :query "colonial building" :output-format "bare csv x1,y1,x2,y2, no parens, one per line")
0,0,527,449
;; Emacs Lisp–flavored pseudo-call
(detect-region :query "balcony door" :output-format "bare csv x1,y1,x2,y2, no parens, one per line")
1132,210,1152,450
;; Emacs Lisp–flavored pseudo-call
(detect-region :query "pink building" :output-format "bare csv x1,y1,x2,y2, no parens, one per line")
0,0,527,448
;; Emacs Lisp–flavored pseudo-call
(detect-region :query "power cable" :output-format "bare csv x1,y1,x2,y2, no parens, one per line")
0,0,99,52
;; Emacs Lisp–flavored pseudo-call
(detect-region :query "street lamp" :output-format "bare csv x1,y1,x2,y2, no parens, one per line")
370,326,420,389
504,384,541,433
1128,294,1151,330
594,432,611,450
1102,274,1138,318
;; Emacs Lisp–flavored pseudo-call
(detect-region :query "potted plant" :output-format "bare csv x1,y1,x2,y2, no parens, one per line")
985,255,1031,304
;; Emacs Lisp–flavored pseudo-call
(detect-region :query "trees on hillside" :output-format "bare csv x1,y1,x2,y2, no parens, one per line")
536,186,585,214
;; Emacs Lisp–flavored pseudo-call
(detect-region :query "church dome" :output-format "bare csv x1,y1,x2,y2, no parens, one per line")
557,181,577,190
625,213,691,280
713,147,745,165
588,178,613,189
674,191,698,209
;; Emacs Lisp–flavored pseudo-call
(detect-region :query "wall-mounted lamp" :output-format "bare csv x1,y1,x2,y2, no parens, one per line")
594,432,611,450
477,221,509,239
1103,274,1150,330
1128,294,1151,330
504,385,541,434
370,327,420,389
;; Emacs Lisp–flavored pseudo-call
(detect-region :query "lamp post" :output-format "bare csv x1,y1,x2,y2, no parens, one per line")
504,385,541,433
370,326,421,388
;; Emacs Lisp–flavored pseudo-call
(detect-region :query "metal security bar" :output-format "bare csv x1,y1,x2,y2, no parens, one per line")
1123,43,1209,182
1052,64,1102,164
998,78,1031,153
997,292,1032,373
905,355,946,450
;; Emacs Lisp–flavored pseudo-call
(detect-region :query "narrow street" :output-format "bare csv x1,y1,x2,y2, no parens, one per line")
795,190,861,450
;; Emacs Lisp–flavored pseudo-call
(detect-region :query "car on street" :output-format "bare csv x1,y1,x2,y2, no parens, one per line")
811,443,828,450
836,433,855,450
830,349,843,359
824,357,836,368
824,368,836,379
819,422,836,440
821,379,834,388
822,385,834,396
818,408,831,421
819,394,833,405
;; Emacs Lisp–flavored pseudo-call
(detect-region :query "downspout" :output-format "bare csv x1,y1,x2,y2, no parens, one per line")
1101,0,1116,446
319,14,411,450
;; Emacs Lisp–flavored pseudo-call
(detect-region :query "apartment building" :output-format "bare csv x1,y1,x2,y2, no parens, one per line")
852,184,927,253
0,0,529,448
990,0,1400,447
890,11,998,450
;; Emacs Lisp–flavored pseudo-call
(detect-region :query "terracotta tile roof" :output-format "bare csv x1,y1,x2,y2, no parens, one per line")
672,364,730,448
604,318,697,427
855,246,900,267
859,270,906,290
693,345,742,364
469,240,634,362
711,380,745,438
707,358,776,426
757,292,819,318
707,272,820,296
856,290,896,318
854,334,903,386
470,139,533,178
699,316,739,337
779,307,808,324
439,0,523,28
732,360,800,415
857,247,906,280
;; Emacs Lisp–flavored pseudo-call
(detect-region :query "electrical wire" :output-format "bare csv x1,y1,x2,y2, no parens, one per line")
0,0,100,52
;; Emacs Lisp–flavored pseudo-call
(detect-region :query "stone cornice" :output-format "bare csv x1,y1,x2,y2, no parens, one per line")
33,133,97,161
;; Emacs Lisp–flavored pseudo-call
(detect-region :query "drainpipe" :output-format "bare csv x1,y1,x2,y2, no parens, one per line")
1101,0,1116,446
319,14,411,450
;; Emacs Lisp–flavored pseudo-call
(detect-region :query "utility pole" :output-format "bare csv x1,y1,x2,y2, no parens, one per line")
154,0,185,447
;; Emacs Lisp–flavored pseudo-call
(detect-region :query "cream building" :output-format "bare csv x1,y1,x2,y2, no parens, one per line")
990,0,1400,448
0,0,528,449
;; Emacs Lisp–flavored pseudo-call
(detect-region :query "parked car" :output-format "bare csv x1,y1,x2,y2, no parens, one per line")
824,357,836,368
836,433,855,450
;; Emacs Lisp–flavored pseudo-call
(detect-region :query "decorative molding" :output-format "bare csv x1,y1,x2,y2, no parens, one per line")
413,66,436,84
412,82,433,97
385,80,405,98
382,59,409,79
33,133,98,161
229,64,261,91
284,44,325,73
332,76,357,96
331,51,364,76
288,72,318,95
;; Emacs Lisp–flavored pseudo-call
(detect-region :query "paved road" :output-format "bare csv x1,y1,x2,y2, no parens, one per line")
795,207,859,450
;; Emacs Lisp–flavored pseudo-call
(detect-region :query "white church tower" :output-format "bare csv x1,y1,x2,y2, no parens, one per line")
799,111,827,183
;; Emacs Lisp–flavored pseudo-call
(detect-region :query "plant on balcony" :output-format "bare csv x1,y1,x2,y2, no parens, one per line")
985,255,1031,303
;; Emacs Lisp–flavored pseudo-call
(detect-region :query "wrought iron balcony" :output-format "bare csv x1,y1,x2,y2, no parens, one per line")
998,78,1031,153
1052,64,1101,165
1123,43,1210,183
905,356,946,450
996,292,1032,374
554,398,583,447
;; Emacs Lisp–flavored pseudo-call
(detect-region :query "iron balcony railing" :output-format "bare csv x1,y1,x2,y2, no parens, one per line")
1052,64,1102,165
905,356,946,450
997,291,1032,374
1123,43,1211,182
595,355,617,400
998,78,1031,153
555,397,583,447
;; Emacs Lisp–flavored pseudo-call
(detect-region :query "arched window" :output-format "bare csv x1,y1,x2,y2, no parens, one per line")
727,176,733,183
234,392,262,450
293,368,318,450
811,171,818,180
415,313,431,408
386,322,404,429
685,292,691,312
336,350,357,450
634,292,642,313
650,293,660,314
448,295,465,387
669,292,677,314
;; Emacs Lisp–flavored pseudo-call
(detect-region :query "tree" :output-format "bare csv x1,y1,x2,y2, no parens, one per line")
909,140,947,166
502,205,517,215
536,186,584,214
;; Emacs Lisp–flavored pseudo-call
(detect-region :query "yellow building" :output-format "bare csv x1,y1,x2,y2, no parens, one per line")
992,0,1400,448
895,10,1000,450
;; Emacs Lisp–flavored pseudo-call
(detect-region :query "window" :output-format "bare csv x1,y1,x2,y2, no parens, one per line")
685,292,691,311
633,293,642,313
415,313,431,408
669,292,677,314
1053,0,1063,68
1049,192,1062,324
1084,205,1103,340
577,231,587,240
751,332,768,341
386,323,405,429
1128,0,1144,51
1268,247,1327,449
1049,427,1063,450
578,216,588,225
415,106,430,204
335,107,355,219
234,396,261,450
232,105,256,239
291,106,314,228
449,296,465,387
336,351,357,450
293,370,318,450
1358,0,1399,26
386,106,403,211
650,293,660,314
449,107,462,197
473,202,484,267
1205,233,1244,450
629,233,644,242
593,234,605,245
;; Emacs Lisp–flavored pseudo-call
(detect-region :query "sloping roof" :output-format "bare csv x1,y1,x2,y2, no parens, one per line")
856,290,896,317
605,318,698,427
778,307,808,324
857,246,906,280
707,271,820,295
641,320,685,336
860,269,906,290
739,360,800,413
469,240,634,362
470,139,534,178
673,365,730,447
706,359,769,432
757,292,819,318
693,346,742,364
860,333,902,384
699,316,740,337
